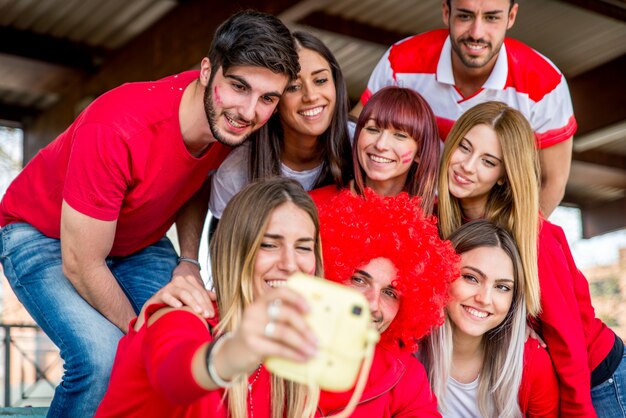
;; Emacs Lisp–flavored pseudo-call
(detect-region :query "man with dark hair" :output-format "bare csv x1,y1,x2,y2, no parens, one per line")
352,0,576,217
0,10,298,418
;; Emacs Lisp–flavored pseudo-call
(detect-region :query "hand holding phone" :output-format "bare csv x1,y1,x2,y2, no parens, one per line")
265,273,380,392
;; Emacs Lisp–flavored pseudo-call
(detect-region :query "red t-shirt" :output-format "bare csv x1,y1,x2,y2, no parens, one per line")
0,71,231,256
95,307,271,418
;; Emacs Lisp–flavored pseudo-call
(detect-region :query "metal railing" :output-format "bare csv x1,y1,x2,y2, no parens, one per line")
1,324,59,407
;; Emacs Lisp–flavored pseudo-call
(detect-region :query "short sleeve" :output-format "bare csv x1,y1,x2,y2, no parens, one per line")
361,48,395,105
530,76,577,149
63,123,131,221
209,145,250,219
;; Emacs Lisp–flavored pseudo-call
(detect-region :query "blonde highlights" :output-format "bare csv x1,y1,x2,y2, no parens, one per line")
210,178,323,418
421,220,526,417
437,101,541,316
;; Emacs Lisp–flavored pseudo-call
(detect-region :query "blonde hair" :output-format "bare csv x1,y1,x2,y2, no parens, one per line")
211,178,322,418
420,220,526,417
437,101,541,316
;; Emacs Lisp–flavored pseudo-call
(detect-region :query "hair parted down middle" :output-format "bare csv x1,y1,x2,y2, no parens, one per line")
318,188,459,351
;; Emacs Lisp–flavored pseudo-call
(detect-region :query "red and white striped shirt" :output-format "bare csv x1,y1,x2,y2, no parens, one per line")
362,29,577,149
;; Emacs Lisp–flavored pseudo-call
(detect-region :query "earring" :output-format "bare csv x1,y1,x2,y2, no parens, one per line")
497,179,505,186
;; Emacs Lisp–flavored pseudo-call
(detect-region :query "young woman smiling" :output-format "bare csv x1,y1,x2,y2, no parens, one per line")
420,220,558,417
437,101,626,417
96,179,321,417
209,31,352,221
310,86,440,216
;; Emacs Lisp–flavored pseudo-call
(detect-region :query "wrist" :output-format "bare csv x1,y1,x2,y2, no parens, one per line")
206,332,235,387
177,256,201,271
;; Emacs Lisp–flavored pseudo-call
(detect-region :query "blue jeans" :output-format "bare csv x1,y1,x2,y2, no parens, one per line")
592,347,626,417
0,223,177,418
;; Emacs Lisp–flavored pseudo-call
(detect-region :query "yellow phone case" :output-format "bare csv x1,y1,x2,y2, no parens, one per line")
264,273,380,392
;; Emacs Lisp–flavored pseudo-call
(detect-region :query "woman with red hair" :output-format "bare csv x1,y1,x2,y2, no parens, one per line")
310,86,440,215
315,186,459,415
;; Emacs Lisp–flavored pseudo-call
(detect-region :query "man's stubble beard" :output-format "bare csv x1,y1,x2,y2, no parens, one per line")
203,81,249,148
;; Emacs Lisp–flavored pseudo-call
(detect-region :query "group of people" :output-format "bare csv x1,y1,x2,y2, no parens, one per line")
0,1,624,417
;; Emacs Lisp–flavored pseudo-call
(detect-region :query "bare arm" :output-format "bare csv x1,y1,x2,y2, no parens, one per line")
176,178,211,262
60,200,135,333
152,178,214,318
539,137,572,217
190,287,317,390
350,101,364,120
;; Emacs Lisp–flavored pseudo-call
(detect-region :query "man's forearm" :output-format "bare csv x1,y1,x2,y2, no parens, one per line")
176,179,211,259
540,180,565,218
539,138,572,218
63,262,136,333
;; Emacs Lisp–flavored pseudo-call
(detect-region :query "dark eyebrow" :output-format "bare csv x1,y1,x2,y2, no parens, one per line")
353,269,373,280
464,266,514,284
226,74,282,98
456,7,504,16
225,74,251,89
462,137,503,163
354,269,398,290
462,265,486,279
264,234,315,242
311,68,331,76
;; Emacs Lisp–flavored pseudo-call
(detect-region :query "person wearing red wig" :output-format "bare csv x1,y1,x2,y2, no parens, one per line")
316,187,459,415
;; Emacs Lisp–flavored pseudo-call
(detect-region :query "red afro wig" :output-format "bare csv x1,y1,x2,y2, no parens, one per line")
318,188,459,352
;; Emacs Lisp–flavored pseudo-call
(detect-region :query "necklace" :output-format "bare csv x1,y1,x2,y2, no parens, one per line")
248,365,263,418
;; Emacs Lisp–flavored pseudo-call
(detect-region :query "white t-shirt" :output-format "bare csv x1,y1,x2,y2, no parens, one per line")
442,377,481,418
209,143,323,218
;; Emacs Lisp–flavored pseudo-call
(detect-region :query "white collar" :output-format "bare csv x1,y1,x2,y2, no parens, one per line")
436,36,509,90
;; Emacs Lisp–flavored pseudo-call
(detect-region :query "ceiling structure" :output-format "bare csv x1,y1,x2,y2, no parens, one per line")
0,0,624,237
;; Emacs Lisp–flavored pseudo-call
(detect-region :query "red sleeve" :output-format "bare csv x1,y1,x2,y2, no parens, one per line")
520,339,559,417
63,123,131,221
392,355,441,417
142,309,214,404
537,222,597,417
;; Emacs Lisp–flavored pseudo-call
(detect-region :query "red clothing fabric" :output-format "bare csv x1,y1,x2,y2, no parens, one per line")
96,306,441,417
0,70,231,256
535,220,614,417
309,184,342,208
519,338,559,417
318,348,440,417
95,307,269,418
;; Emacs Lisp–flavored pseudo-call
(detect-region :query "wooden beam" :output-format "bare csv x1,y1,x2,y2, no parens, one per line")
0,103,39,124
569,54,626,136
0,26,105,71
23,0,300,162
580,197,626,238
297,10,409,46
556,0,626,22
573,149,626,171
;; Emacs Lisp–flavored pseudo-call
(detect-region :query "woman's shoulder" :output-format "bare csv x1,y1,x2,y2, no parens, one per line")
214,143,250,175
309,184,342,207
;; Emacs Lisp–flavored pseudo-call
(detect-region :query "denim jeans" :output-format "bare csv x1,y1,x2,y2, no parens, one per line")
0,223,177,418
592,347,626,417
